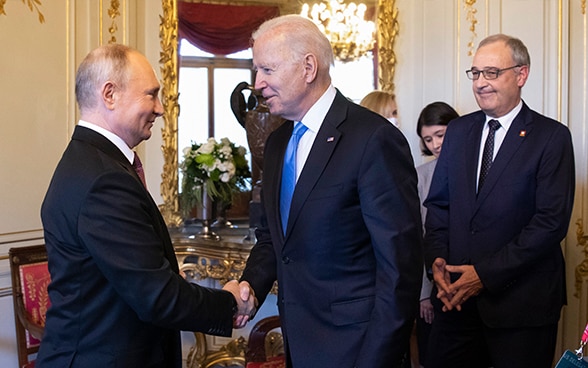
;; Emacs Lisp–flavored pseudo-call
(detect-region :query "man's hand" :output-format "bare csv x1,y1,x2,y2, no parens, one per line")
432,258,483,312
443,264,483,311
432,258,454,311
222,280,258,328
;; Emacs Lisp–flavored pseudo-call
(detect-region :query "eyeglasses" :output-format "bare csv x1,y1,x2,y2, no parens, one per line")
465,65,522,80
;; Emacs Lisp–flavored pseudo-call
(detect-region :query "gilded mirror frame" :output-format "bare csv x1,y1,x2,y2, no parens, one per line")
158,0,398,226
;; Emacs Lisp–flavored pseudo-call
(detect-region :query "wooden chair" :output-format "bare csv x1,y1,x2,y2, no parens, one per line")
245,315,285,368
9,244,50,368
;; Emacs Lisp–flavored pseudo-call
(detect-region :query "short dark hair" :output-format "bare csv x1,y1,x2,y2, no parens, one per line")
416,101,459,156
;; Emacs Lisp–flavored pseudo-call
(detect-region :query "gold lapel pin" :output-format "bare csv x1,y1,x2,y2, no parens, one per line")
519,130,526,137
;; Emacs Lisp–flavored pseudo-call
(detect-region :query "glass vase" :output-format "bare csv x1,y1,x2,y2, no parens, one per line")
197,183,220,241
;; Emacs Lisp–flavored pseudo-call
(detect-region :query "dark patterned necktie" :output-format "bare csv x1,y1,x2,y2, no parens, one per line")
133,152,147,189
478,119,501,192
280,122,308,235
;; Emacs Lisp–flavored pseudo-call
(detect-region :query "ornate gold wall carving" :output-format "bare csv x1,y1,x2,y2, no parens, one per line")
376,0,398,92
575,219,588,298
107,0,120,44
582,0,586,15
159,0,183,226
0,0,45,23
464,0,478,56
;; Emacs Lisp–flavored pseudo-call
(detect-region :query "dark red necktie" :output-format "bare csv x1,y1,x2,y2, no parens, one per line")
133,152,147,189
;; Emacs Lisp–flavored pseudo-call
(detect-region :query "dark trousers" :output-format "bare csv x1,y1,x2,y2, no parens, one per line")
425,296,558,368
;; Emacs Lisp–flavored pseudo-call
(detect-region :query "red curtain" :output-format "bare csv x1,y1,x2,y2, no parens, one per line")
178,2,280,55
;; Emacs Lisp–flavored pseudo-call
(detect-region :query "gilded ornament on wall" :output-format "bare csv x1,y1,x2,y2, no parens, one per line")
377,0,398,92
575,219,588,298
0,0,45,23
159,0,183,227
107,0,120,44
464,0,477,56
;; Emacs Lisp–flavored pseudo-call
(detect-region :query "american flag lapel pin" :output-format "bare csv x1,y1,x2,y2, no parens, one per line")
519,130,526,137
326,136,335,142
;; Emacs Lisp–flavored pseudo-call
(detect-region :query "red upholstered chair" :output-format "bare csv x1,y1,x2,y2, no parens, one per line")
9,245,50,368
245,315,286,368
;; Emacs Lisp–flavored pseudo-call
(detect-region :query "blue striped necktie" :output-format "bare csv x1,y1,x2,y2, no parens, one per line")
280,122,308,235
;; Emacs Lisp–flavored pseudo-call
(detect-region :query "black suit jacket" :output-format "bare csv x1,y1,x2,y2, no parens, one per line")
37,126,235,368
424,102,575,327
241,91,423,368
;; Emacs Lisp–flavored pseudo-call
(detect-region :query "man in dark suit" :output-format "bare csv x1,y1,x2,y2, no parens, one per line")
237,15,423,368
38,44,255,368
423,34,575,368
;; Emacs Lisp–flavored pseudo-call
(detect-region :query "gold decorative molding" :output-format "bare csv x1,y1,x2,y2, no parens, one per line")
107,0,120,44
159,0,183,227
582,0,586,15
464,0,478,56
187,334,246,368
0,0,45,23
376,0,398,92
575,218,588,298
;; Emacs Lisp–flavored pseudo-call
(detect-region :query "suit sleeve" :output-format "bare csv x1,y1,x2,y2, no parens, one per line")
354,123,423,366
423,129,453,270
79,170,235,336
239,200,278,307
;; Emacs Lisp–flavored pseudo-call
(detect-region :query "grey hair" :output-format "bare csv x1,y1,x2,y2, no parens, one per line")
478,33,531,68
75,44,133,111
252,14,334,70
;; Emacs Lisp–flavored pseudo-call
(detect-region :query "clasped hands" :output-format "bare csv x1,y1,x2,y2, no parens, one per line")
432,257,483,312
223,280,259,328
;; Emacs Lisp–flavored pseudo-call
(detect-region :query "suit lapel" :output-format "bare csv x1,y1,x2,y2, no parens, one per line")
73,126,180,272
284,92,346,240
475,103,533,205
466,114,485,206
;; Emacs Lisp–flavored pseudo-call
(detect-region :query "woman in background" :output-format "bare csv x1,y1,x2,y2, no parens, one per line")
360,90,399,127
415,101,459,367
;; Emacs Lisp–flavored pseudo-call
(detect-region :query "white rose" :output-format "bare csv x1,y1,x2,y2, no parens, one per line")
220,172,232,182
198,138,217,154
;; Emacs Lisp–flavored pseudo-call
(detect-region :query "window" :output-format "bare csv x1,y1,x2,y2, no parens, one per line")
178,39,254,162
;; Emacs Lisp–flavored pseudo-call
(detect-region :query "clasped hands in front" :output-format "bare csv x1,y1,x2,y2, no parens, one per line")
223,280,259,328
431,257,483,312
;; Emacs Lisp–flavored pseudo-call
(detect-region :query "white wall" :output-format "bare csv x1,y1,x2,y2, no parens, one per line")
0,2,71,365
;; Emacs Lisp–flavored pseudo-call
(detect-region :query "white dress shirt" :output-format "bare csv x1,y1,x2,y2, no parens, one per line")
295,84,337,181
77,120,135,165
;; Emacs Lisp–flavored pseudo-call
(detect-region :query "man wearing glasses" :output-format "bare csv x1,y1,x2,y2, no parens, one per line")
423,34,575,368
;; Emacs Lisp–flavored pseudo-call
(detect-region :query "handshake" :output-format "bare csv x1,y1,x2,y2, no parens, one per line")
223,280,259,328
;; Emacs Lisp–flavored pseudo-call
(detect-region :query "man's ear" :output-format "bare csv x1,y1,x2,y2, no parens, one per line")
302,53,318,83
102,81,117,110
516,65,530,88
